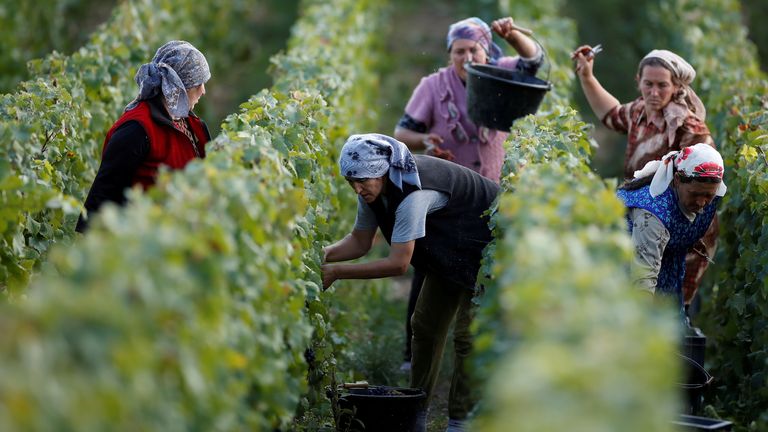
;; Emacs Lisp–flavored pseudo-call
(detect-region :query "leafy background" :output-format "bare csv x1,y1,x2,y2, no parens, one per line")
0,0,766,431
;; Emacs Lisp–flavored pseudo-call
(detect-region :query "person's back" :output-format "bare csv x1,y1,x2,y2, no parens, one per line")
367,155,498,286
618,182,718,300
322,134,500,431
616,144,726,305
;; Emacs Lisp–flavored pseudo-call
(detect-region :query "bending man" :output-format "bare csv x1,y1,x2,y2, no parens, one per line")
322,133,499,432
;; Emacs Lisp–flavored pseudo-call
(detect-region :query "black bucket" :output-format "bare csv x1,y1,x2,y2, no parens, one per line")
337,386,426,432
678,354,714,415
682,326,707,374
672,414,733,431
465,62,552,131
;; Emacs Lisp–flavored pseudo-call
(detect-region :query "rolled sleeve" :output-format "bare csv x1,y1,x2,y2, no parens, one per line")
678,116,714,149
602,102,632,134
514,43,544,76
396,113,428,133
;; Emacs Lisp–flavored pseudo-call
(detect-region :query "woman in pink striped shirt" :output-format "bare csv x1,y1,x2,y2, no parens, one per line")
394,16,543,184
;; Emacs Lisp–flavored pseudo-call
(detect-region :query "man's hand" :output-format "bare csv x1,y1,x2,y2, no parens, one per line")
319,241,414,290
321,264,336,291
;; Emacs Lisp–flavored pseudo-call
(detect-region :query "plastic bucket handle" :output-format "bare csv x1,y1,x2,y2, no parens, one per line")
677,353,714,389
465,65,551,90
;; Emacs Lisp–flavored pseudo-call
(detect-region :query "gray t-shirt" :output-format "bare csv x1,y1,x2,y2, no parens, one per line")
354,190,449,243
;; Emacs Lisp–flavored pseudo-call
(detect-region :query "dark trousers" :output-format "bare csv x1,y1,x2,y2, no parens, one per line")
404,269,426,361
409,271,477,420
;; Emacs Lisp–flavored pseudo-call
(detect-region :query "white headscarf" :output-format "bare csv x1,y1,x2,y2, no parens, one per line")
339,134,421,191
644,50,696,85
633,143,727,197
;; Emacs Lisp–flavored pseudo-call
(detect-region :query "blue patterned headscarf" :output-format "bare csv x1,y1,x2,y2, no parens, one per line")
126,40,210,118
446,17,503,64
339,134,421,191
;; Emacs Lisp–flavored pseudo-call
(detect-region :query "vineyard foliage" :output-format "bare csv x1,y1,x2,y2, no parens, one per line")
0,0,298,295
0,0,229,294
267,0,390,423
472,1,679,430
647,0,768,429
0,128,313,431
0,0,118,92
0,0,387,429
1,0,163,294
473,108,680,432
180,0,300,135
0,0,765,430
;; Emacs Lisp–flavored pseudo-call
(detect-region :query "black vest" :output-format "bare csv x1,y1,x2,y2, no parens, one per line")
367,155,499,288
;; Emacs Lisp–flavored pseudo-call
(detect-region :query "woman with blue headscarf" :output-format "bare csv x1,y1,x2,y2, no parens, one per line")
76,40,211,232
322,133,499,432
394,16,542,183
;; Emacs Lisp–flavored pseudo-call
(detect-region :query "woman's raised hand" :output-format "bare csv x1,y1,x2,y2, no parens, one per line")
491,17,519,41
571,45,596,79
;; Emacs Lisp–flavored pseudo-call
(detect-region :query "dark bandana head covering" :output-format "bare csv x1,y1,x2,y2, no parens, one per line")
126,40,210,118
339,133,421,191
446,17,503,64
